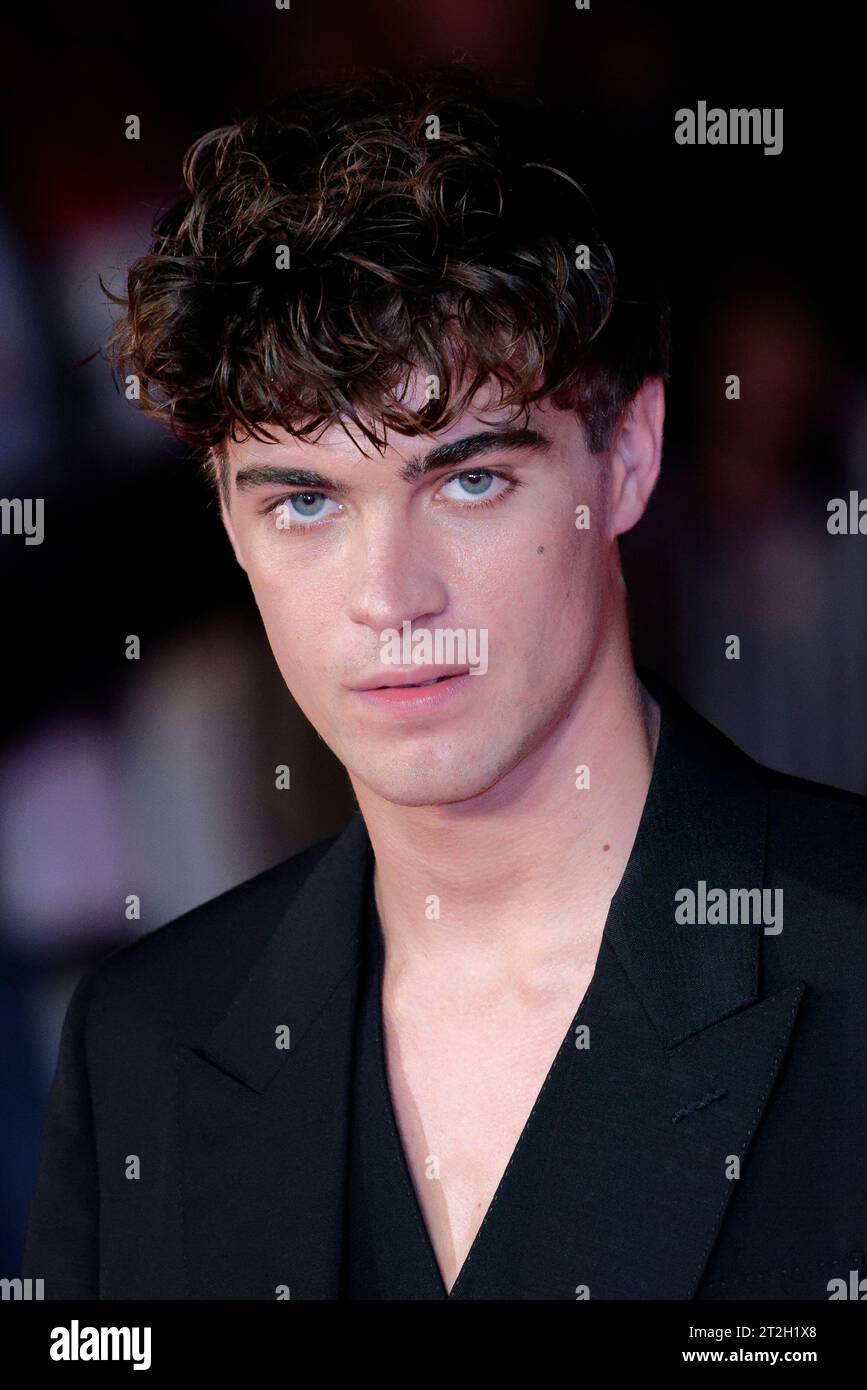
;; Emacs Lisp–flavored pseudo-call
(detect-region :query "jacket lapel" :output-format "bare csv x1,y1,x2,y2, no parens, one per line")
516,680,805,1299
177,811,372,1299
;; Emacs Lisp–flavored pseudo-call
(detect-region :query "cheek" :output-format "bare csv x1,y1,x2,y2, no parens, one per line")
487,511,601,606
498,525,606,657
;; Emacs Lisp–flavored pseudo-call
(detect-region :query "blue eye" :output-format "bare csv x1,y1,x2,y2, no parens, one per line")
273,493,339,528
440,470,508,502
289,493,327,517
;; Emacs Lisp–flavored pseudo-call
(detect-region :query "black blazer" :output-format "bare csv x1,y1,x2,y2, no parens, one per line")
21,681,867,1299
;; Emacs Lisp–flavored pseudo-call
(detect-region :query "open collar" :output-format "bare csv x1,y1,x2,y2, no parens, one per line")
180,675,804,1298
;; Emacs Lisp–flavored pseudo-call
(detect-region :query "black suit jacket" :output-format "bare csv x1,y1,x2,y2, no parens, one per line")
21,681,867,1299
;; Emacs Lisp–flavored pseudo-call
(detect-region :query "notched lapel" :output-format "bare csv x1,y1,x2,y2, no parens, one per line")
518,941,805,1299
177,812,373,1298
518,678,808,1299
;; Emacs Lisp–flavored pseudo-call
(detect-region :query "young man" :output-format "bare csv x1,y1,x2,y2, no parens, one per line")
23,68,867,1300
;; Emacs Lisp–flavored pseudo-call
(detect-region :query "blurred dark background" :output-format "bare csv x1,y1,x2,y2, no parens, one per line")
1,0,865,1274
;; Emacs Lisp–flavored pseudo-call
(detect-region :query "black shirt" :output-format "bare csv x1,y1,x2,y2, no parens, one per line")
340,867,594,1299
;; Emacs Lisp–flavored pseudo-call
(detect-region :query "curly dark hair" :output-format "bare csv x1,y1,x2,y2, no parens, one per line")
104,65,670,498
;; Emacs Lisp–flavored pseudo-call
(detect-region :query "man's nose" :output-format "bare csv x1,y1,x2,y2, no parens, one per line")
346,517,449,633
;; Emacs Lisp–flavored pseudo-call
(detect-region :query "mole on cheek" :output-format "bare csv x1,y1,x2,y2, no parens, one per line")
537,545,544,554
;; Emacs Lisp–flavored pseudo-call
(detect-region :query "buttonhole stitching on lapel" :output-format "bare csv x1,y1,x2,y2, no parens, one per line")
671,1087,729,1124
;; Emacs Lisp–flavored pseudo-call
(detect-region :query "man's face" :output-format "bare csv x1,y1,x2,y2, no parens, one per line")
220,376,641,807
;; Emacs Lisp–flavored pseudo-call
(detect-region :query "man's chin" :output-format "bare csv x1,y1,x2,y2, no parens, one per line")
346,757,508,810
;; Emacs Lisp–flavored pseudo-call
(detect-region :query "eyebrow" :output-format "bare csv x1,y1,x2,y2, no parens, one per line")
232,426,552,496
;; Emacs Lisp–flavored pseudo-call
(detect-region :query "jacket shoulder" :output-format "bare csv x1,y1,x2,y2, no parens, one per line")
80,825,352,1038
756,762,867,989
763,762,867,894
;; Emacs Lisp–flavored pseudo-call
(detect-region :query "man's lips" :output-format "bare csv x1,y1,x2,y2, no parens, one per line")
349,666,470,691
349,668,475,714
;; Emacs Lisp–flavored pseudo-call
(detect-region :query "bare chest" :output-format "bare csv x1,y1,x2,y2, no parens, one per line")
381,977,592,1294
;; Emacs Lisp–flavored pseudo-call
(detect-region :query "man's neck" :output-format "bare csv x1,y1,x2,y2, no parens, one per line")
352,647,660,983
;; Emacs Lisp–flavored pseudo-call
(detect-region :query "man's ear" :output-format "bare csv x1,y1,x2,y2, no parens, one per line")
608,377,665,539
